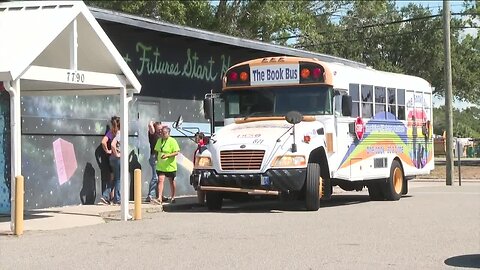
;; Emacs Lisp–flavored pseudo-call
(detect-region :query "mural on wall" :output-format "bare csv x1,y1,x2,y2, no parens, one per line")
100,21,277,100
19,95,122,209
16,95,206,209
53,138,78,185
0,20,283,211
0,90,10,214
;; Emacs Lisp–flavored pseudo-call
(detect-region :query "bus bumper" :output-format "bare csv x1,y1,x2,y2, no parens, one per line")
191,168,306,193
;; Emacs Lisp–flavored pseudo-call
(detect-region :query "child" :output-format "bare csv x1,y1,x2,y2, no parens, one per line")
193,132,207,205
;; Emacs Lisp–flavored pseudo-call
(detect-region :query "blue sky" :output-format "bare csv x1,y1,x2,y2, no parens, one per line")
395,0,465,13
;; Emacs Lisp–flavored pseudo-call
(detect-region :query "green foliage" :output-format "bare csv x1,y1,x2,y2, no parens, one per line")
434,106,480,138
86,1,214,27
85,0,480,104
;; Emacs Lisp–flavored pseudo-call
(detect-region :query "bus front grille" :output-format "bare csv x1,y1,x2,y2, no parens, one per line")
220,150,265,170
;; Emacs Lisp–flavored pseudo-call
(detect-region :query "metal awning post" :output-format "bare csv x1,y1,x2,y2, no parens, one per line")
4,80,21,232
69,18,78,70
120,86,132,221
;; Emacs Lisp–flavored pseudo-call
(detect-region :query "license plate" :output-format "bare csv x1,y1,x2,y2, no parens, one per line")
260,176,270,186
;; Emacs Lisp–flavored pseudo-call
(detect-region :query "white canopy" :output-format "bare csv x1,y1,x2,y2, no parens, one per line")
0,1,141,230
0,0,140,92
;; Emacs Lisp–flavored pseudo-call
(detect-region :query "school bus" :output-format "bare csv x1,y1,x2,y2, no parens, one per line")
190,56,434,211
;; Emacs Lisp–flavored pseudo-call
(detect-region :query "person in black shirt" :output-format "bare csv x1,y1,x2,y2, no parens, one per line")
146,121,163,202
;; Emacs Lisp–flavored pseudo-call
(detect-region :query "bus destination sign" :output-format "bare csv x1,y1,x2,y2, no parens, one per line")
250,64,299,86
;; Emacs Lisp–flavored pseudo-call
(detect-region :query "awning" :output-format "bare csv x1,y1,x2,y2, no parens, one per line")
0,1,142,231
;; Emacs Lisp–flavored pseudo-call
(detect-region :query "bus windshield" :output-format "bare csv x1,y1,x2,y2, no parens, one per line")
224,85,333,118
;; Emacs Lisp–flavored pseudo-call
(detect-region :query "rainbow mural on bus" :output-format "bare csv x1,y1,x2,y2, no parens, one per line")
339,109,433,171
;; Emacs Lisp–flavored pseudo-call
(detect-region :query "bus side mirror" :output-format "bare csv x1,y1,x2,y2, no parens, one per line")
203,98,213,120
285,111,303,124
172,115,183,129
342,95,352,116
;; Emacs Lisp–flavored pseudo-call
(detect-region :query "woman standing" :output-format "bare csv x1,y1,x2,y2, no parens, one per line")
154,126,180,204
100,116,120,204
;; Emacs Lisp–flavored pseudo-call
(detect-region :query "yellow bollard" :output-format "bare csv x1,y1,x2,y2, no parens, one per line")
14,175,24,236
134,169,142,220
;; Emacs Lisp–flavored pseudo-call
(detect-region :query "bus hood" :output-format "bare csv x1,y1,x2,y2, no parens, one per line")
210,119,325,151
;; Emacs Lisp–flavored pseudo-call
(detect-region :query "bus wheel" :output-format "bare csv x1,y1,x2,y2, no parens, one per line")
368,182,384,201
384,160,403,201
401,178,409,195
197,190,206,205
305,163,321,211
206,192,223,210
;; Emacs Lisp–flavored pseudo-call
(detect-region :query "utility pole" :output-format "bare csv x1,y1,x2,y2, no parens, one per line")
443,0,454,185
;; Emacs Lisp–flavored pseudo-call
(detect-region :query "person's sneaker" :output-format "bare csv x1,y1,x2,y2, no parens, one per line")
99,198,109,205
162,196,169,202
110,201,120,206
170,198,176,204
145,196,152,203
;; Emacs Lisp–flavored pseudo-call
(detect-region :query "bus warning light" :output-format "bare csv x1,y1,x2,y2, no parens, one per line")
301,68,310,79
228,72,238,82
240,71,249,81
312,68,322,79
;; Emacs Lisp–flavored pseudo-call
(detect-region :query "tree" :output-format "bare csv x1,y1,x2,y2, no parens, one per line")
85,1,214,28
85,0,480,104
434,106,480,138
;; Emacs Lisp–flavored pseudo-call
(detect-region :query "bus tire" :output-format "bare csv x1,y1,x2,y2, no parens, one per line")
368,182,384,201
305,163,321,211
197,190,206,205
383,160,403,201
206,192,223,210
402,178,409,195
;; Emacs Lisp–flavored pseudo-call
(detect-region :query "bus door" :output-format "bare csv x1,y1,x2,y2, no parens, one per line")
333,90,355,176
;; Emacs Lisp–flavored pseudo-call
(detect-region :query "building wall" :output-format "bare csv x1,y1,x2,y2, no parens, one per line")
0,18,284,212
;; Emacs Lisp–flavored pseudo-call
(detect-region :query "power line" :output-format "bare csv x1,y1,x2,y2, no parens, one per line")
296,26,479,49
272,12,478,41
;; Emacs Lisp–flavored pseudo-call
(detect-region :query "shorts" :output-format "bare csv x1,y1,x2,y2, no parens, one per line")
157,171,176,179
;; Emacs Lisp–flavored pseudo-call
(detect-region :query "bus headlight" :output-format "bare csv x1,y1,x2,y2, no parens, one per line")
195,156,212,168
271,155,306,167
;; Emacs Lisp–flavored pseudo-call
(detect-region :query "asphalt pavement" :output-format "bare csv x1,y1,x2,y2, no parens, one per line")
0,178,477,235
0,180,478,269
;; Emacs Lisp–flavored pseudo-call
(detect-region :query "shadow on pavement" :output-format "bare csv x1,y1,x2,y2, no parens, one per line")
0,209,105,224
163,193,375,213
444,254,480,268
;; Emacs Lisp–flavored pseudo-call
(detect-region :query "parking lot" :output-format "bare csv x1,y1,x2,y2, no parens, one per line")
1,181,479,269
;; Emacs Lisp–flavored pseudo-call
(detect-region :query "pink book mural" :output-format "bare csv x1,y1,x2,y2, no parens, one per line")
53,138,78,185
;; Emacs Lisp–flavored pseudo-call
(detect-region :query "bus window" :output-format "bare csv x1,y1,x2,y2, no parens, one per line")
361,85,373,118
228,95,240,115
324,88,333,114
349,84,360,117
375,86,386,117
334,90,350,116
334,94,342,116
424,92,432,121
388,88,396,118
406,90,414,122
276,87,332,115
224,85,332,118
398,89,405,120
214,96,225,124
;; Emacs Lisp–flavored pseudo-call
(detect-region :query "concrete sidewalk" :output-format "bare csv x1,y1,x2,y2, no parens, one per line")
0,196,199,235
